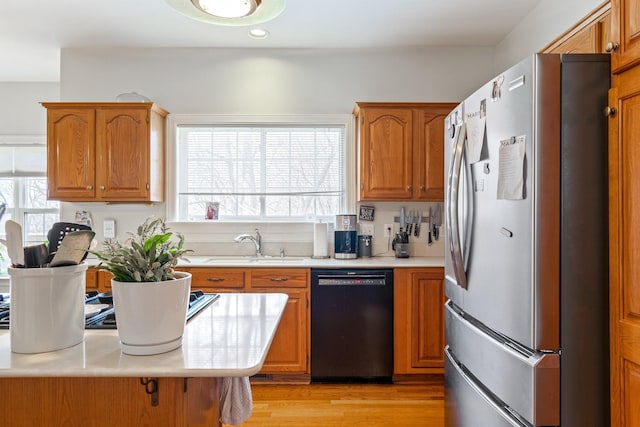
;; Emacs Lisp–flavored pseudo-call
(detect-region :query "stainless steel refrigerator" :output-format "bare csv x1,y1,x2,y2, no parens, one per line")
443,53,610,427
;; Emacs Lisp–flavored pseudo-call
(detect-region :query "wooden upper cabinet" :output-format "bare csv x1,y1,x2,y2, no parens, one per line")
355,105,413,200
543,2,613,55
46,108,96,200
42,102,167,202
414,105,457,200
611,0,640,72
354,102,456,201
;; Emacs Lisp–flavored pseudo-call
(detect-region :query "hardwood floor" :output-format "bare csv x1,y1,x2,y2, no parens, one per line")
229,380,445,427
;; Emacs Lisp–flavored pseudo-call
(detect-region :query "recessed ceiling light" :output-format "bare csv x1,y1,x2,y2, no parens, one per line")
248,28,269,39
164,0,285,26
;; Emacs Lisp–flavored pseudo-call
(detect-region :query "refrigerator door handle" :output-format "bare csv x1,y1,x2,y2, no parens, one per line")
462,138,474,271
447,123,468,289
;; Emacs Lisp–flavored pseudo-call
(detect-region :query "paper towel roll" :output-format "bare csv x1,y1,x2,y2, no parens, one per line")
313,222,328,258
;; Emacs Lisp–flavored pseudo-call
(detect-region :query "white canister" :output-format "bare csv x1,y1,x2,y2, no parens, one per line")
9,263,87,353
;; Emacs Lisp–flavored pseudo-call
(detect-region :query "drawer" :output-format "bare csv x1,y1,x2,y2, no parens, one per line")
182,267,245,289
249,268,308,288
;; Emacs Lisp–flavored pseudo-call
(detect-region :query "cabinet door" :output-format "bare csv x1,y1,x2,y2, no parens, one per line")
394,267,445,375
259,289,308,374
410,272,445,368
609,68,640,427
612,0,640,72
414,105,456,200
96,108,150,200
46,108,96,200
358,108,413,200
85,268,99,292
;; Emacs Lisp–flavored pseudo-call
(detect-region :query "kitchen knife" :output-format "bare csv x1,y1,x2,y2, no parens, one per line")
5,219,24,267
407,210,413,235
400,207,405,232
434,204,441,241
415,213,422,237
428,207,433,245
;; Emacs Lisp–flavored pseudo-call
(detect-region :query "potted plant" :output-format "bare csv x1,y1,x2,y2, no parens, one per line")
91,216,192,355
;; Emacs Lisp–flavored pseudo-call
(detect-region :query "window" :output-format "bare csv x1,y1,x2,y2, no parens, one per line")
0,138,59,248
169,115,354,222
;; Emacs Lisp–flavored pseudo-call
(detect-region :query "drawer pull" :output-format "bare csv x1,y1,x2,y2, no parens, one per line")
270,277,289,282
207,277,225,282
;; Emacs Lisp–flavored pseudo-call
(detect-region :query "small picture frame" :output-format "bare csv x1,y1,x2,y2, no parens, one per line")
359,205,375,221
206,202,219,220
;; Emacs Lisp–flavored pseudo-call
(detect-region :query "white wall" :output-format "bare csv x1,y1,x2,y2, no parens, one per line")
56,46,494,256
60,46,495,113
494,0,605,71
0,82,59,135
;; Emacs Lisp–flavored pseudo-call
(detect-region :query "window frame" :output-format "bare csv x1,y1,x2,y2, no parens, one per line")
165,114,356,222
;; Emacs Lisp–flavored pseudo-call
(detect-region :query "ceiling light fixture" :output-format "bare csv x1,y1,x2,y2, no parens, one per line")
248,28,269,39
192,0,261,19
164,0,285,26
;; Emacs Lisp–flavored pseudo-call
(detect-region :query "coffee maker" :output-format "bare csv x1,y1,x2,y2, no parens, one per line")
334,214,357,259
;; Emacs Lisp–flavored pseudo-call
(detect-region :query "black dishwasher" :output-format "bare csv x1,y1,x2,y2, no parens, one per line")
311,268,393,382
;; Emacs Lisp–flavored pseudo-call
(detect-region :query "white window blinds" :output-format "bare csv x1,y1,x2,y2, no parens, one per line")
177,125,346,221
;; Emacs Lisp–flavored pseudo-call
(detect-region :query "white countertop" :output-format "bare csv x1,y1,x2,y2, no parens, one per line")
0,292,288,378
178,255,445,269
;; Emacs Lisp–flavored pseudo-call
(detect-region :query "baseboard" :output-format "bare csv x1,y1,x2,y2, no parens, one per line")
250,373,311,384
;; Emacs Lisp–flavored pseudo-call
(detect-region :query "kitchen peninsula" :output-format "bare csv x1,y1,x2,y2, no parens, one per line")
0,292,288,427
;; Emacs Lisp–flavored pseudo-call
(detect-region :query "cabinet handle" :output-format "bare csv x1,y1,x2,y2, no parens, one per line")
605,42,619,53
603,106,617,117
360,183,364,190
270,277,289,282
146,183,150,190
100,185,106,191
207,277,225,282
407,185,412,191
86,185,93,190
420,185,425,191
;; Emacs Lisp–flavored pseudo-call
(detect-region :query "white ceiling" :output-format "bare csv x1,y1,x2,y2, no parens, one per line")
0,0,542,82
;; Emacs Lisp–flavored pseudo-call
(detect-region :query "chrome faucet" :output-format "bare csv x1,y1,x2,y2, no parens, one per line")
234,228,262,256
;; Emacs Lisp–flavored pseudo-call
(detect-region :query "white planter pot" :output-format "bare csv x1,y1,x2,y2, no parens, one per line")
111,271,191,355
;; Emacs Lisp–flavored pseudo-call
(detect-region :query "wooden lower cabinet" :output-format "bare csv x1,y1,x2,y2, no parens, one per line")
179,266,310,376
248,268,309,375
0,376,220,427
85,267,99,292
394,267,445,376
255,288,308,373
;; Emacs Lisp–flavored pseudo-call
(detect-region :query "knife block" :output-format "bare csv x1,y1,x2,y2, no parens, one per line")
8,263,88,353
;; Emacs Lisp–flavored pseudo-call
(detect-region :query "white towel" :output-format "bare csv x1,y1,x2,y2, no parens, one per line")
219,376,253,426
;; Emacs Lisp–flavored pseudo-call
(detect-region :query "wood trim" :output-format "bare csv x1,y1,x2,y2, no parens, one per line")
541,1,611,53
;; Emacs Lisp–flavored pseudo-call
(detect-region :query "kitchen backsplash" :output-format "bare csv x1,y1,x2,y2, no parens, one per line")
62,201,444,258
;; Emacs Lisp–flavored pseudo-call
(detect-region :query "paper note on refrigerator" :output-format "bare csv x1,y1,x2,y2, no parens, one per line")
465,115,486,164
497,135,526,200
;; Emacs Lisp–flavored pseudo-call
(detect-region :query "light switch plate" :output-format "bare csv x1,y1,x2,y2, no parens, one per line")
103,219,116,239
360,223,374,237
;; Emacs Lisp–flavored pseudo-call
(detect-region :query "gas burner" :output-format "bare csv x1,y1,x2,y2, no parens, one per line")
0,290,219,330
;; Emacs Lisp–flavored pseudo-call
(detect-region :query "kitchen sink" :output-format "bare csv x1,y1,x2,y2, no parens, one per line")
201,256,306,265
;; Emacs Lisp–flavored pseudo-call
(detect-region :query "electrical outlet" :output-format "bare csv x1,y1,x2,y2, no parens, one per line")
384,223,394,237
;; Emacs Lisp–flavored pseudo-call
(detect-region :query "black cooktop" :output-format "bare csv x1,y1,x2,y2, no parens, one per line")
0,290,219,330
